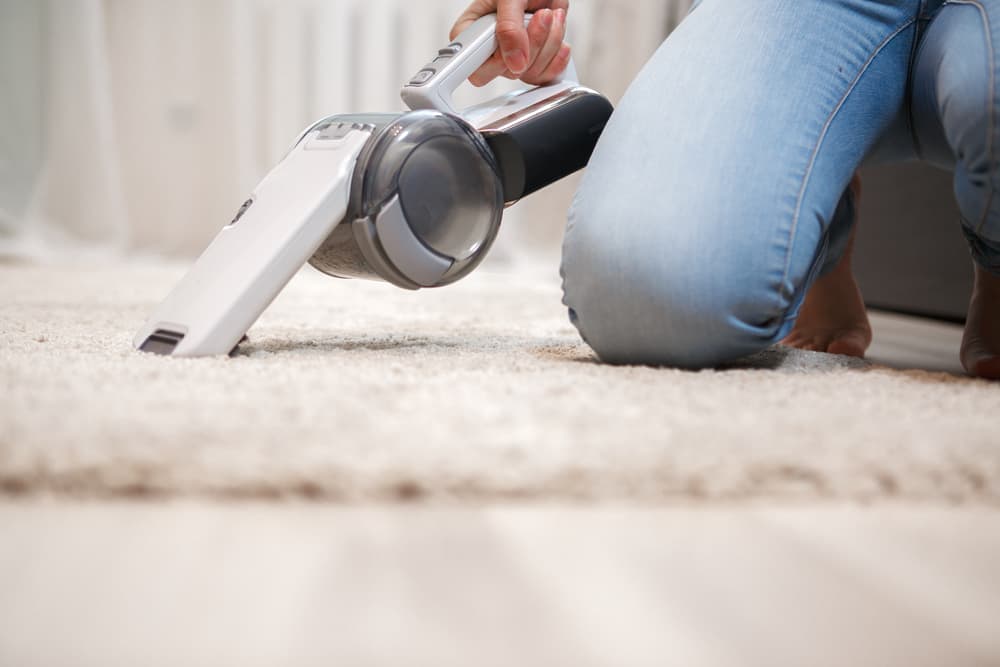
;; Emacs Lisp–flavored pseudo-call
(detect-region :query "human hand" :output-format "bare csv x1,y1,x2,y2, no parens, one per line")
450,0,572,87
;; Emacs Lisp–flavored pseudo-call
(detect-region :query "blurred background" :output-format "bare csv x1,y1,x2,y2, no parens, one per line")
0,0,693,263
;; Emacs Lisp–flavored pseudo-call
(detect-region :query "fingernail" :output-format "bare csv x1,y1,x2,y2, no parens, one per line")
506,49,527,74
555,8,565,25
539,9,553,29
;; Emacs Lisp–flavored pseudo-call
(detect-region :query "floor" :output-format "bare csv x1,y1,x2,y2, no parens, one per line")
1,503,998,667
866,310,967,376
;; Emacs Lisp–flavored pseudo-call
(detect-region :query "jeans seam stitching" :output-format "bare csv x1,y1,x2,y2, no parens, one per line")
783,19,916,296
948,0,995,235
907,17,932,160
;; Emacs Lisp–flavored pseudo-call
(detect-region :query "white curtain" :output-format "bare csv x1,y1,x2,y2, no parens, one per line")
0,0,690,261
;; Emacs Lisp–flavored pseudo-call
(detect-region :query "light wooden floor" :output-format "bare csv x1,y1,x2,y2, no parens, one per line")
1,502,998,667
867,310,967,375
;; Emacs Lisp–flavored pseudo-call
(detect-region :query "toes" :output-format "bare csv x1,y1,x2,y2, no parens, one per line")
783,329,869,357
827,332,869,358
962,338,1000,379
973,357,1000,379
971,357,1000,380
827,339,866,358
782,334,823,352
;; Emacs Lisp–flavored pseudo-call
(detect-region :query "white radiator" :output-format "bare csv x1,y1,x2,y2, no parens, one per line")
244,0,606,167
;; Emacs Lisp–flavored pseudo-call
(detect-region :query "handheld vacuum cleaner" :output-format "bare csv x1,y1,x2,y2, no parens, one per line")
134,14,613,356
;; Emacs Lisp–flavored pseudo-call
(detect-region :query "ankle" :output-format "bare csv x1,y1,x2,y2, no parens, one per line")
973,263,1000,295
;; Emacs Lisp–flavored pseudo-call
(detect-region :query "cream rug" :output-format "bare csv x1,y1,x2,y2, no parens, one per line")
1,260,998,502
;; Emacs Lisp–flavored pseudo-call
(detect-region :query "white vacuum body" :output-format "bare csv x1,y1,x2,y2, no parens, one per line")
135,15,613,357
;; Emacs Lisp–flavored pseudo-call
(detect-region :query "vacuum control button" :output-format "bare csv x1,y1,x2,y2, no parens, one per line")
408,68,436,86
438,45,460,57
318,123,353,140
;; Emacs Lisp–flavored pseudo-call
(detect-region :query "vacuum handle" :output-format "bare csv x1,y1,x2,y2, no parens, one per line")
133,124,372,357
401,13,578,117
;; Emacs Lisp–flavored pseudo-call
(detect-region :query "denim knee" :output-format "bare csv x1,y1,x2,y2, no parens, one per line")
560,194,794,369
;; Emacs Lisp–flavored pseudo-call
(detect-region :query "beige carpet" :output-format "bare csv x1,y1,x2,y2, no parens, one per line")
1,260,999,502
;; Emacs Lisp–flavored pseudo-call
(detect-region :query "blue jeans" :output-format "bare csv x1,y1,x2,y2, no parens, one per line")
562,0,1000,368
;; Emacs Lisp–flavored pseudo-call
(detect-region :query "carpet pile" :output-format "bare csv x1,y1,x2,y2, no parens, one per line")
1,261,998,502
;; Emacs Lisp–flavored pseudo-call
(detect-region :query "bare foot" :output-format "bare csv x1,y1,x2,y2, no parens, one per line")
782,176,872,358
781,254,872,357
961,263,1000,379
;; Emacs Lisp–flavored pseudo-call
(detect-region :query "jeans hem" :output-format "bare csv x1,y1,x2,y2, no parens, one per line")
964,223,1000,275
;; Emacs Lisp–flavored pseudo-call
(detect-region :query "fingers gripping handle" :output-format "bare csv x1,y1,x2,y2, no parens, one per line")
402,15,519,115
401,13,577,117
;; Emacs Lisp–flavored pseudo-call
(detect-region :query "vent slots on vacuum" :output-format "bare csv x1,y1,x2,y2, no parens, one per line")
139,329,185,355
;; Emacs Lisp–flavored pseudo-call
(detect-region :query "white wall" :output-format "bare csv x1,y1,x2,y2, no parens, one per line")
0,0,691,261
